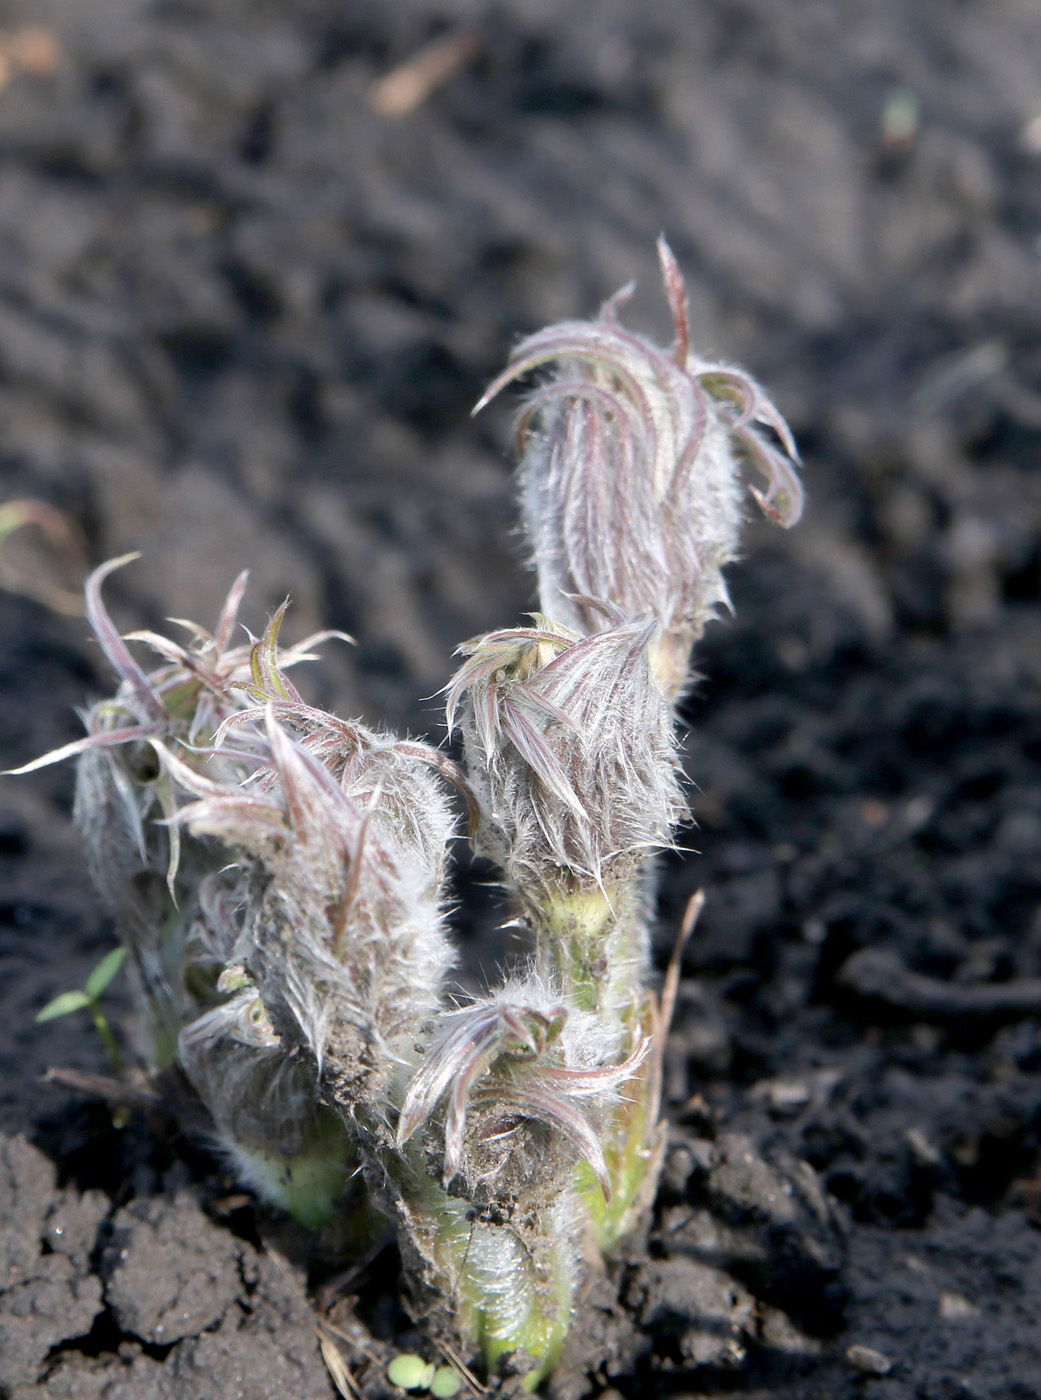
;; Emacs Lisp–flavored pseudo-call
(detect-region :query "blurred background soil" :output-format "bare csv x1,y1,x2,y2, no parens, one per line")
2,2,1041,1397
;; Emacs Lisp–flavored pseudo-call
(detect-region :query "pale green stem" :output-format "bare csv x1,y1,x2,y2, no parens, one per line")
535,876,647,1026
573,992,666,1252
534,868,666,1254
87,998,126,1080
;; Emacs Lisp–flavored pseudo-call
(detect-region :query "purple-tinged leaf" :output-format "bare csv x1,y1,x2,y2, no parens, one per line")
84,556,167,723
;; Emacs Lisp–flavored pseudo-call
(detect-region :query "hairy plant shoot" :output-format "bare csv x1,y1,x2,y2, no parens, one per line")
16,245,801,1390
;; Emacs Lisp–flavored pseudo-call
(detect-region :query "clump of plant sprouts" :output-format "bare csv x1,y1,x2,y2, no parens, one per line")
15,242,801,1388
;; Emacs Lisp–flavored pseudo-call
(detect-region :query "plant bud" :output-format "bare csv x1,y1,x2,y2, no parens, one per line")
27,558,269,1065
177,709,456,1110
446,616,684,895
475,240,803,700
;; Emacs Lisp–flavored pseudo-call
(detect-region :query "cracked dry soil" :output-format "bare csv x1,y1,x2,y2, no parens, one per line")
3,1,1041,1397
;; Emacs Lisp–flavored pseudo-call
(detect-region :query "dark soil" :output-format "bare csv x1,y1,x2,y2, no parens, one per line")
2,1,1041,1397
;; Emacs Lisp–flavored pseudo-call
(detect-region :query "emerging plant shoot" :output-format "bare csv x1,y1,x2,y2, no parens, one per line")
16,242,801,1388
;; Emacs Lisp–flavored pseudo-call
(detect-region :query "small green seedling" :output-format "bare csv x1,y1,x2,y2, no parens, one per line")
36,945,128,1077
387,1354,462,1397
